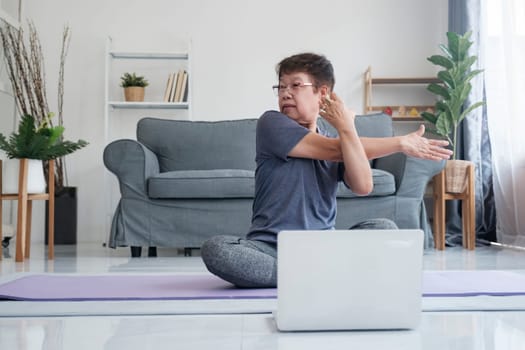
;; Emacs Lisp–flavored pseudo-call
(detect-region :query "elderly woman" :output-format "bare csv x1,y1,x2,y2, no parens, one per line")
201,53,451,288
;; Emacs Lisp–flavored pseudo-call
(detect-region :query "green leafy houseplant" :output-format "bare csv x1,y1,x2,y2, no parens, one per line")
120,72,148,102
120,72,149,87
0,114,88,160
421,31,484,159
0,22,81,192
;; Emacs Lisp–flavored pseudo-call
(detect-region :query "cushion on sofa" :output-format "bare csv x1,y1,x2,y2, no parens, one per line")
148,169,255,199
137,118,257,172
336,169,396,198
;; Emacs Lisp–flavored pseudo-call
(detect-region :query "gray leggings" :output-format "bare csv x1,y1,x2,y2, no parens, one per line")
200,218,398,288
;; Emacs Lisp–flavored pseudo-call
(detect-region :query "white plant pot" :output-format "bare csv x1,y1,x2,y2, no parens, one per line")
2,158,47,194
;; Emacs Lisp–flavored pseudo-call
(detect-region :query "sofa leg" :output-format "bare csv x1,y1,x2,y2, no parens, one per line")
130,246,142,257
184,247,192,257
148,247,157,257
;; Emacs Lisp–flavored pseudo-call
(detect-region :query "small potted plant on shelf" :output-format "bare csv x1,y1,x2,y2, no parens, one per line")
120,72,149,102
421,31,484,193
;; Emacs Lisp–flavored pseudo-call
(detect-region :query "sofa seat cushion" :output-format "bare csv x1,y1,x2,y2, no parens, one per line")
337,169,395,198
148,169,255,199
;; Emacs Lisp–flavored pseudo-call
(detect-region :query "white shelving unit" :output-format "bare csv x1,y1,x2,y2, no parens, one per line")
103,37,192,243
104,37,191,143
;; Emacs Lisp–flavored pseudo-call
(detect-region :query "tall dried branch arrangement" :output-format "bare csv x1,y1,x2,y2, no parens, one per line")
55,26,71,191
0,21,71,192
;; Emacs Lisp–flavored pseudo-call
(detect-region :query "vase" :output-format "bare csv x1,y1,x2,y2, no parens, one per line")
46,186,77,245
124,87,145,102
445,160,472,193
2,158,47,194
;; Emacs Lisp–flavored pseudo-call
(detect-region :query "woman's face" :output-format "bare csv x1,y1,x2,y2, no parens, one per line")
277,72,327,130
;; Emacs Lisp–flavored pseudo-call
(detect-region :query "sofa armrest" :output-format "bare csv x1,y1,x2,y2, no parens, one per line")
103,139,160,199
374,154,445,198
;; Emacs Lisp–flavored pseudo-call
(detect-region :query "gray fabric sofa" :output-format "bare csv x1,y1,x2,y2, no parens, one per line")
103,113,444,256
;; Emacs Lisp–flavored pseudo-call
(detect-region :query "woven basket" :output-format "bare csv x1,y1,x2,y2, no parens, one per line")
124,87,145,102
445,160,472,193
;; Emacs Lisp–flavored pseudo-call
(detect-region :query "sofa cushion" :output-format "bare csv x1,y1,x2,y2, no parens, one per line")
336,169,396,198
137,118,257,172
148,169,255,199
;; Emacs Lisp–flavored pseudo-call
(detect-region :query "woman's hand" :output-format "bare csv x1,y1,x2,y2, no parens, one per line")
319,92,354,132
400,125,452,160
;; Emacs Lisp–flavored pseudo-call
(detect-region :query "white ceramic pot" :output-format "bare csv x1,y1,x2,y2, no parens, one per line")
2,158,47,194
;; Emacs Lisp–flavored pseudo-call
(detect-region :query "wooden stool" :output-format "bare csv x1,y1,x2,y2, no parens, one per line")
432,163,475,250
0,159,55,262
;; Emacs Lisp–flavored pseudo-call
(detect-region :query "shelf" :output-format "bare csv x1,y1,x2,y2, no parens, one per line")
364,66,438,117
367,105,435,111
391,116,424,121
371,77,441,84
108,101,189,109
110,52,188,60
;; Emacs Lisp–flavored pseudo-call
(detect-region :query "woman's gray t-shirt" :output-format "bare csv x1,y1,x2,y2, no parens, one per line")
247,110,344,243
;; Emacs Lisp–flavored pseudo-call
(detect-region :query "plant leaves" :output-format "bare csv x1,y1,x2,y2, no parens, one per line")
464,69,484,83
427,55,454,69
0,114,88,160
437,70,455,88
436,112,452,137
427,83,450,99
420,111,437,124
459,101,485,121
446,31,461,61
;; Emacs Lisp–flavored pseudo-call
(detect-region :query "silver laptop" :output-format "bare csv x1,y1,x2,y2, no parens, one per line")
274,229,424,331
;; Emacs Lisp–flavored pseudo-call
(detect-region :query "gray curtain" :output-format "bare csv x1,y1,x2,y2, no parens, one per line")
446,0,497,245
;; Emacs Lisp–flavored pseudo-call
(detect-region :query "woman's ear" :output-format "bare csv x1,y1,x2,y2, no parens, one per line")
319,85,330,99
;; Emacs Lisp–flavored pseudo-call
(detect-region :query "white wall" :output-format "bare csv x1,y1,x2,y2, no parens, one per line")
22,0,448,243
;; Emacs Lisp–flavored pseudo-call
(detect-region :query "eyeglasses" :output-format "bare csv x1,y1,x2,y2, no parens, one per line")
272,82,314,96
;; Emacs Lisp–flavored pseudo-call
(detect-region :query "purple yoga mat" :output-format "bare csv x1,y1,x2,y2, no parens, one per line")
0,274,276,301
422,270,525,297
0,271,524,302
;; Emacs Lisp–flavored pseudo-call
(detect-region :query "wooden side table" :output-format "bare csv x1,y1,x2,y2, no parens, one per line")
0,159,55,262
433,163,476,250
433,164,476,250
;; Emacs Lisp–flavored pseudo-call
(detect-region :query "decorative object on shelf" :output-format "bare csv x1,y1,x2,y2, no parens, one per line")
120,72,149,102
409,107,419,117
383,106,392,116
421,31,484,193
398,106,407,116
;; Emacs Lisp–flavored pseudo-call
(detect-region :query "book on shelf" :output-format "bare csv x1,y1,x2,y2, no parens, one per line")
172,68,185,102
162,69,188,103
163,73,175,102
179,71,188,103
168,71,178,102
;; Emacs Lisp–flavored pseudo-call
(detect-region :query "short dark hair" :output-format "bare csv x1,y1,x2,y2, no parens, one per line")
276,53,335,91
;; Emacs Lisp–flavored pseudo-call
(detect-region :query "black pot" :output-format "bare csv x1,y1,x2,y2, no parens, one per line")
45,186,77,245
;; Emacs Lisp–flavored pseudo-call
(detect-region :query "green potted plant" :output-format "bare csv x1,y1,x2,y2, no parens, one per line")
120,72,149,102
421,31,484,192
0,114,87,193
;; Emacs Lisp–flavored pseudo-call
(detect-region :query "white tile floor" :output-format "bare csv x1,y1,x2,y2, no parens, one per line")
1,243,525,350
